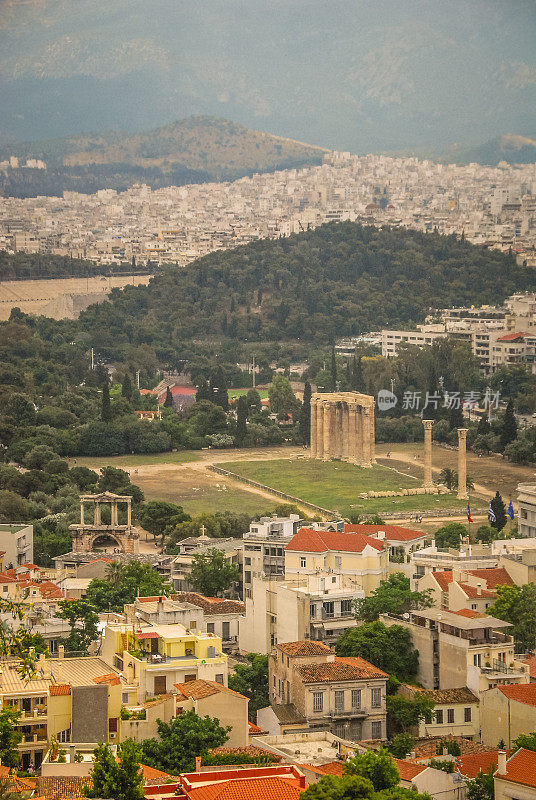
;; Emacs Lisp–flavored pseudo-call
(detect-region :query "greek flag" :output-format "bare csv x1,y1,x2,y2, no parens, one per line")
488,502,496,523
508,500,514,520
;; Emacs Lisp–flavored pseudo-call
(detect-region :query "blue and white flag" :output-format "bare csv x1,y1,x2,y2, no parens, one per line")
508,500,515,520
488,502,496,523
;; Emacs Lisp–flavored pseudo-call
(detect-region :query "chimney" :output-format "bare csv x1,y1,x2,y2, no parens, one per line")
39,653,46,671
58,645,65,660
376,531,386,540
405,753,412,761
57,663,63,682
195,756,202,773
477,582,482,596
410,751,416,760
498,751,507,774
70,745,76,763
442,747,448,755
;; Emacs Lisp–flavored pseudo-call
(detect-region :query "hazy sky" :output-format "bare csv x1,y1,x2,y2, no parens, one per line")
0,0,535,149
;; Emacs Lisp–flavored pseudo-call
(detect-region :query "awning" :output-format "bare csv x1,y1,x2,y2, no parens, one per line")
136,632,160,639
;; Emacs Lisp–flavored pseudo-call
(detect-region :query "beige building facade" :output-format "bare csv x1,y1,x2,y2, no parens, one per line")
480,684,536,748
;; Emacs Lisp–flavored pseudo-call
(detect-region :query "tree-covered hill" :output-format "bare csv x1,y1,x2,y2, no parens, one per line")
0,251,152,280
78,222,536,359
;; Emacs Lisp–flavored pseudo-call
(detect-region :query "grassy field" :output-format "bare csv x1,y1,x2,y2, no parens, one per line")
72,450,200,468
218,458,466,517
228,388,269,399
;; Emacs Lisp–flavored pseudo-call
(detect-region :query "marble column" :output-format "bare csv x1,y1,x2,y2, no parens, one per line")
127,501,132,527
342,403,350,461
422,420,434,489
348,403,358,464
362,408,372,467
310,397,318,458
316,398,324,459
368,404,376,464
80,501,85,525
323,401,331,460
457,428,469,500
94,502,101,526
335,403,343,459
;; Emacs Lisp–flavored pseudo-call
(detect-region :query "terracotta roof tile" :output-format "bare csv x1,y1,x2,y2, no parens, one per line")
299,762,344,777
286,528,384,554
457,583,497,599
276,641,333,656
451,609,488,618
187,777,303,800
393,759,427,780
468,568,514,588
172,592,245,614
93,673,121,686
174,679,247,701
456,752,499,778
498,683,536,707
49,684,71,696
38,776,87,800
345,524,426,542
524,654,536,680
496,748,536,788
209,747,282,762
334,656,388,678
298,659,387,683
417,686,479,704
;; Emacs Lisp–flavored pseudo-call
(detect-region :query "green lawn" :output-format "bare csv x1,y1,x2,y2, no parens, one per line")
228,388,269,399
218,458,466,517
72,450,200,468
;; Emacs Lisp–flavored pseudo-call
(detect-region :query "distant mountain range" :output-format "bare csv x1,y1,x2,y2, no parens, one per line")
0,0,534,154
437,134,536,167
0,117,325,197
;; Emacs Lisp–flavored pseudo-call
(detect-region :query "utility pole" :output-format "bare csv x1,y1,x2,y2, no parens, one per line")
252,354,256,389
91,348,94,370
136,370,141,390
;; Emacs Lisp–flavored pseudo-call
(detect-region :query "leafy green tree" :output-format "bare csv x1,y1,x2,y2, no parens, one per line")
466,766,495,800
57,598,99,652
434,522,466,549
474,525,497,543
512,730,536,752
490,491,507,531
228,654,268,721
164,387,173,408
101,383,112,422
246,389,262,415
137,500,190,541
69,466,100,490
500,400,518,452
85,739,144,800
299,774,374,800
85,563,171,612
386,694,435,735
189,548,240,597
489,583,536,652
335,622,418,682
299,380,312,444
97,466,132,492
438,468,457,490
331,347,338,391
235,395,248,447
210,366,229,412
387,733,416,759
269,374,299,419
344,749,400,790
141,710,230,773
6,393,36,426
354,573,433,622
0,707,22,768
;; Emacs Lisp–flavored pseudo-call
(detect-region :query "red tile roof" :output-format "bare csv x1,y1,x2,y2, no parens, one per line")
456,752,499,778
298,659,387,683
140,764,173,781
49,684,71,696
335,656,388,678
430,568,513,592
94,673,121,686
451,609,488,618
172,592,245,614
136,631,160,639
393,759,427,780
299,762,344,777
286,528,384,554
524,654,536,680
497,332,530,342
498,683,536,707
186,777,304,800
496,748,536,788
457,583,497,599
345,524,426,542
276,640,333,657
174,679,247,701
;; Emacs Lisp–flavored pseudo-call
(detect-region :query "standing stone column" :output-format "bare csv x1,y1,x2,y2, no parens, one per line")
310,397,318,458
348,403,358,464
457,428,469,499
127,499,132,527
362,408,372,467
316,398,324,459
335,403,343,459
342,403,350,461
368,403,376,464
323,401,332,460
422,420,434,489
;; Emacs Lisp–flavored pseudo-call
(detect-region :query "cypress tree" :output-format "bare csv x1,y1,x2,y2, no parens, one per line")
331,347,337,390
500,400,518,452
101,383,112,422
352,355,365,392
164,386,174,408
477,415,491,436
235,395,248,446
490,491,507,531
299,380,312,444
121,372,133,400
196,380,210,402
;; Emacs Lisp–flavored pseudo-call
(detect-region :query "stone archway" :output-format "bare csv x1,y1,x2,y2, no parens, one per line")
90,533,121,552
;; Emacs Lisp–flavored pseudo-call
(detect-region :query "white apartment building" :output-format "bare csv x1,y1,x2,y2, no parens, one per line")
0,523,33,568
243,515,305,598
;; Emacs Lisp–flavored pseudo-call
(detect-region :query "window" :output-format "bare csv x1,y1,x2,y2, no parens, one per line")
371,721,382,739
313,692,324,712
189,621,197,629
245,558,251,565
473,653,481,667
435,710,443,724
222,622,230,639
341,600,352,616
184,674,196,683
334,691,344,712
351,690,361,709
22,698,31,713
371,688,382,708
245,571,251,583
300,557,307,568
310,604,316,619
464,707,472,722
323,602,334,618
215,674,224,685
207,623,215,633
109,718,118,733
122,692,129,704
447,708,455,724
154,676,167,694
58,729,71,743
